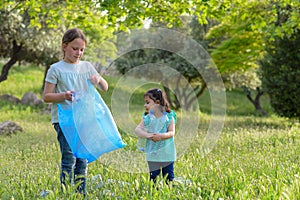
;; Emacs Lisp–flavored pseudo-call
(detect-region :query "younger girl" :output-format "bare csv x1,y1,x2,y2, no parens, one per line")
43,28,108,195
135,88,176,183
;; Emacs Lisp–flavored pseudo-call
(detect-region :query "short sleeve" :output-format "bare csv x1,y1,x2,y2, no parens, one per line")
143,113,151,126
86,61,99,74
167,110,177,125
45,66,58,85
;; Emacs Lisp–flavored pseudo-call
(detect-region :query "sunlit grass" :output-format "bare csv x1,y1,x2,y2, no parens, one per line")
0,64,45,98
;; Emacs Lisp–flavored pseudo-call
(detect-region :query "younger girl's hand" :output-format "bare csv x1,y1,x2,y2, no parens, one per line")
150,133,162,142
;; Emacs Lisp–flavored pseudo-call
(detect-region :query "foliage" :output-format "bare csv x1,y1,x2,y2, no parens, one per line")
207,24,263,75
0,0,116,83
204,0,300,117
260,29,300,119
112,16,217,110
113,48,205,110
205,0,300,89
205,2,265,91
1,0,300,117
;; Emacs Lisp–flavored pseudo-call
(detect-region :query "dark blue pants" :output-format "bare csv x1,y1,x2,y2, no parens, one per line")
148,161,174,183
54,123,87,194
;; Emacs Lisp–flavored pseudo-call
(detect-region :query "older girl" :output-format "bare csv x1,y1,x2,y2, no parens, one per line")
43,28,108,195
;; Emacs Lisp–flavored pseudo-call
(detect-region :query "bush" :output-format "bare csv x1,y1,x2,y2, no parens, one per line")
260,30,300,119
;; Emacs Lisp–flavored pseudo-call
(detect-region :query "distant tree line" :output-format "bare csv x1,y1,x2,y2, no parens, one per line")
0,0,299,119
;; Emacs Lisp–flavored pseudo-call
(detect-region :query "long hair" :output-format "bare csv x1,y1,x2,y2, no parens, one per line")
144,88,171,114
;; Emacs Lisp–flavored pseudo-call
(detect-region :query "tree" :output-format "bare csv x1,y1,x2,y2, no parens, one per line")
113,48,206,110
204,1,300,116
0,4,60,82
112,16,217,110
258,1,300,119
0,1,115,87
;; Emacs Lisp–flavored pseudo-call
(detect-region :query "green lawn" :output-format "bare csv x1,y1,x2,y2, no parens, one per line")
0,64,299,199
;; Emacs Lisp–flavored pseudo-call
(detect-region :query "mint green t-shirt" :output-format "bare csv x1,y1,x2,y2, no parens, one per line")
144,111,176,162
45,60,100,123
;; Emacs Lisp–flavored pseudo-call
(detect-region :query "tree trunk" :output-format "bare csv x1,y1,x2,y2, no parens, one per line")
41,65,51,92
244,87,268,117
0,41,23,83
163,77,207,111
185,81,207,110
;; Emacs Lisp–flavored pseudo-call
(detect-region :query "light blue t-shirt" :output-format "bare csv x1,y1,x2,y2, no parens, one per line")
45,60,100,123
144,110,176,162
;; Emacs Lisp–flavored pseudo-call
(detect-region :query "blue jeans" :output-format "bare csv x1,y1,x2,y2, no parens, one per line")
148,161,174,183
54,123,87,194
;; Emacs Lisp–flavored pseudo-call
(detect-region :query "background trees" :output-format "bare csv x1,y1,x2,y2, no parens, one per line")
0,1,115,85
112,16,214,110
1,0,300,118
202,0,300,118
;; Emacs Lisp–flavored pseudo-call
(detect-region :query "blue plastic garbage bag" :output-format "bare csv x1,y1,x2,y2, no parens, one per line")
58,80,126,163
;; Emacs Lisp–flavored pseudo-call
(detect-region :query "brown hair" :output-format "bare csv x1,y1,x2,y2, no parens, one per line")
61,28,86,59
144,88,171,113
62,28,87,45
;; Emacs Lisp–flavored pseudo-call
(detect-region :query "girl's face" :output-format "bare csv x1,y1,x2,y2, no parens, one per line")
144,96,156,113
62,38,86,64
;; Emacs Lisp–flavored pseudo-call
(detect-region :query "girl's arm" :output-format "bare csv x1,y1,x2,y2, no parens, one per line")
90,75,108,92
135,120,152,138
150,119,175,142
43,82,73,103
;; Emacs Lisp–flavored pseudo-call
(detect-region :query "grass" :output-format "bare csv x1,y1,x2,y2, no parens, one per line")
0,64,300,199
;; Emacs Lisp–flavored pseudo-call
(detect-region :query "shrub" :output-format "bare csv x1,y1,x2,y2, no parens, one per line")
260,30,300,119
